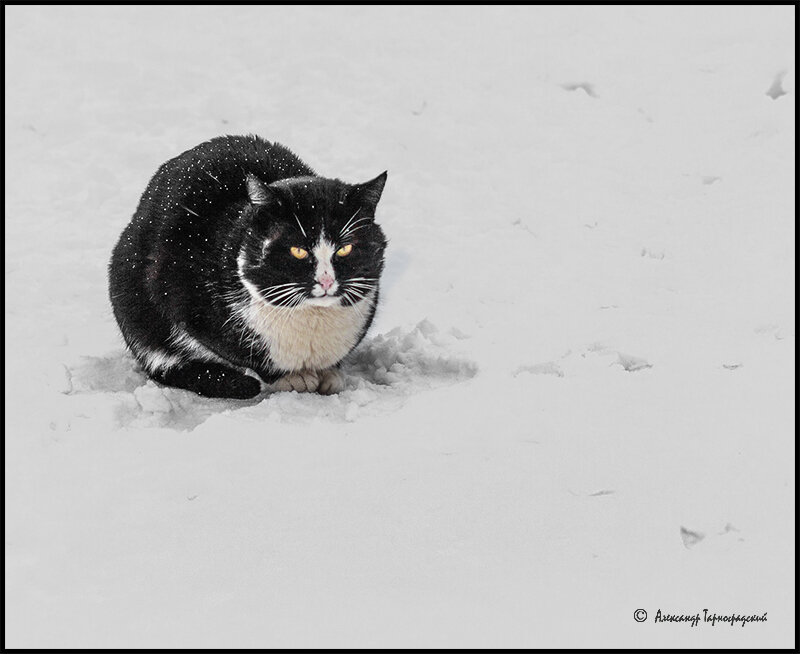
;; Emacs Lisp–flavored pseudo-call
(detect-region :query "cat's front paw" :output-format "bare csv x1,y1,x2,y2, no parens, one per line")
318,369,345,395
273,370,320,393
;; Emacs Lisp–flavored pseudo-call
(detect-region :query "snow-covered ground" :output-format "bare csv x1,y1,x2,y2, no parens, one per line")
5,6,795,648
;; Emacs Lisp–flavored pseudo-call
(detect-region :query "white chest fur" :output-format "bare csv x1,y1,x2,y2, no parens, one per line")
244,293,374,372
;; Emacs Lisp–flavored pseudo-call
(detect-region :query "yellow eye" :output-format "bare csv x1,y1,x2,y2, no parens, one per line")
290,246,308,260
336,244,353,257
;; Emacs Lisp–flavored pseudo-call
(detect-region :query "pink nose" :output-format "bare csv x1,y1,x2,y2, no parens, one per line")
319,274,335,291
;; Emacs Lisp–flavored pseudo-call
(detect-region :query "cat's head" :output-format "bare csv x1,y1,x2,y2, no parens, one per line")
237,173,388,309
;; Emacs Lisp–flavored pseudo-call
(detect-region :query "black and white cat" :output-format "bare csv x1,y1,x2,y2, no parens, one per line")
109,135,388,399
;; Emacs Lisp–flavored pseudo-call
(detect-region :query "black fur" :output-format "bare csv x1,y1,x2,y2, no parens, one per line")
109,135,387,399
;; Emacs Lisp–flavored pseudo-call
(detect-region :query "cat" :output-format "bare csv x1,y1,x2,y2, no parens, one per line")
109,134,388,399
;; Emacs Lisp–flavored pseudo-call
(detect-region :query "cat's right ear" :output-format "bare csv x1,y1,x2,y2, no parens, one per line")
349,171,388,213
246,174,275,206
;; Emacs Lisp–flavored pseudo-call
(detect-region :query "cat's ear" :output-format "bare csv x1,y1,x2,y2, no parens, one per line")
349,171,388,213
246,174,274,205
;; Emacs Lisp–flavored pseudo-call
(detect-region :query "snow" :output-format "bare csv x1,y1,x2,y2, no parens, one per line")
5,5,794,648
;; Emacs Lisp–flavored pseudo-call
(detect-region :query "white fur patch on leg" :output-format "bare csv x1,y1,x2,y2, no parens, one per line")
318,368,345,395
138,347,183,374
170,327,226,364
273,369,320,393
243,368,268,393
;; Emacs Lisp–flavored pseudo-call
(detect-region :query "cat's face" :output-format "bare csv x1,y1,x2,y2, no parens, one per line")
238,174,387,309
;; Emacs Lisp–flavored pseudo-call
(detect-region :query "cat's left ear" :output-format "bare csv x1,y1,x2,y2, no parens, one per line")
246,174,274,205
350,171,388,214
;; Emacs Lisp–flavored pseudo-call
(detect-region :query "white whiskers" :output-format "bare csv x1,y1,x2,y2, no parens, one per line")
261,285,303,304
293,212,307,238
340,217,372,240
339,208,361,237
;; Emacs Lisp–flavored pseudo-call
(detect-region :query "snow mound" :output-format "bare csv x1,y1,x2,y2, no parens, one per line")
765,70,788,100
614,352,653,372
679,526,705,549
513,362,564,378
65,353,144,394
515,344,653,379
66,319,477,430
561,81,597,97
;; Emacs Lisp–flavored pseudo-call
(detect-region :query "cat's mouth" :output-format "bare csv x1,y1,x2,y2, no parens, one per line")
310,276,339,299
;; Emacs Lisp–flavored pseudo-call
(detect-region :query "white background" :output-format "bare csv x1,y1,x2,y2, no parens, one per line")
5,6,795,648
